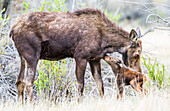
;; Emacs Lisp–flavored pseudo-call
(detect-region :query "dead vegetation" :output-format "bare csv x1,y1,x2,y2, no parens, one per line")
0,0,170,110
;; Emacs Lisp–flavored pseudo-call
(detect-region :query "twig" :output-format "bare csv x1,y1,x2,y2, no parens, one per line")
72,0,76,11
122,1,170,25
141,28,154,37
153,27,170,31
0,54,15,59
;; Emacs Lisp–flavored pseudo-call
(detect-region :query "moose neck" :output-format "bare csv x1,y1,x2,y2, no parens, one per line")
101,27,131,54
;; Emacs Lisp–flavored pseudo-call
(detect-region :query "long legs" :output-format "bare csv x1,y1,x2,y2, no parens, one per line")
116,73,124,99
89,60,104,98
130,76,147,94
16,55,39,103
16,57,26,104
25,58,38,102
75,59,87,100
15,42,40,103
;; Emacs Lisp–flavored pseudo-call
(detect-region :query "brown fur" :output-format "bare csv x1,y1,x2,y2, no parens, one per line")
123,40,142,72
104,56,147,99
10,8,140,102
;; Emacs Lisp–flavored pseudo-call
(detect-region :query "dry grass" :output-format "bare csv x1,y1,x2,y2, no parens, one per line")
1,1,170,111
0,89,170,111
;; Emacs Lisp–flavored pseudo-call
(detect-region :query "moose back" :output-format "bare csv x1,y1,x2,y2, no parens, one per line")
10,8,140,102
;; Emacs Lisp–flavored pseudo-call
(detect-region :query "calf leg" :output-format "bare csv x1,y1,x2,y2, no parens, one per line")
117,85,124,99
138,82,147,94
141,76,148,94
130,79,143,93
75,59,87,101
89,60,104,98
136,82,148,97
138,81,144,90
16,56,26,104
116,74,124,99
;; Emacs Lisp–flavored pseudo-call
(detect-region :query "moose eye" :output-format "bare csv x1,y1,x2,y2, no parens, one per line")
130,42,136,48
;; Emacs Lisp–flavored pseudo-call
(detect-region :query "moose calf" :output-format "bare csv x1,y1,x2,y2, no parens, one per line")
104,56,147,99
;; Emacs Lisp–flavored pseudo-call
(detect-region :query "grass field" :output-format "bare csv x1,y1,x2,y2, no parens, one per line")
1,1,170,110
0,88,170,111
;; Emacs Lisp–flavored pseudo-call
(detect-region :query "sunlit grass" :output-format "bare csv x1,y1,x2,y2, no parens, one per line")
0,89,170,111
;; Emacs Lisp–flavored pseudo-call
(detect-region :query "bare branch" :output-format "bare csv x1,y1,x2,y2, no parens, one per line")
153,27,170,31
122,1,170,26
141,28,154,37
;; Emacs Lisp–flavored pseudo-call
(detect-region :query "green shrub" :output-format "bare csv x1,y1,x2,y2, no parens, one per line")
22,0,67,12
22,0,30,13
142,57,166,89
104,9,121,24
34,60,67,99
0,9,10,55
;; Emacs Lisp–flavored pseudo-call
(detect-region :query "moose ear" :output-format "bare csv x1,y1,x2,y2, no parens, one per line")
136,27,141,38
129,29,138,42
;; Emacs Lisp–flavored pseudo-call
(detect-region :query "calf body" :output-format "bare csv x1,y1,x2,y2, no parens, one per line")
104,56,147,99
10,8,140,102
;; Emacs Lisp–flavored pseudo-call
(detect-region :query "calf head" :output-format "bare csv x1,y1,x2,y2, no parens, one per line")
104,56,125,75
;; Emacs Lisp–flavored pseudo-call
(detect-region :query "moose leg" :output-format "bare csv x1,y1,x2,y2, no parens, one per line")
75,59,87,101
136,81,148,97
25,65,36,102
140,76,148,94
117,85,124,99
16,56,26,104
13,33,41,103
25,57,39,103
89,60,104,98
23,48,40,102
138,82,147,94
138,78,147,94
140,83,147,94
130,79,143,93
116,74,124,99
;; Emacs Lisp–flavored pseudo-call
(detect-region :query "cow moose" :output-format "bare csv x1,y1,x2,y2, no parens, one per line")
10,8,141,103
104,56,147,99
